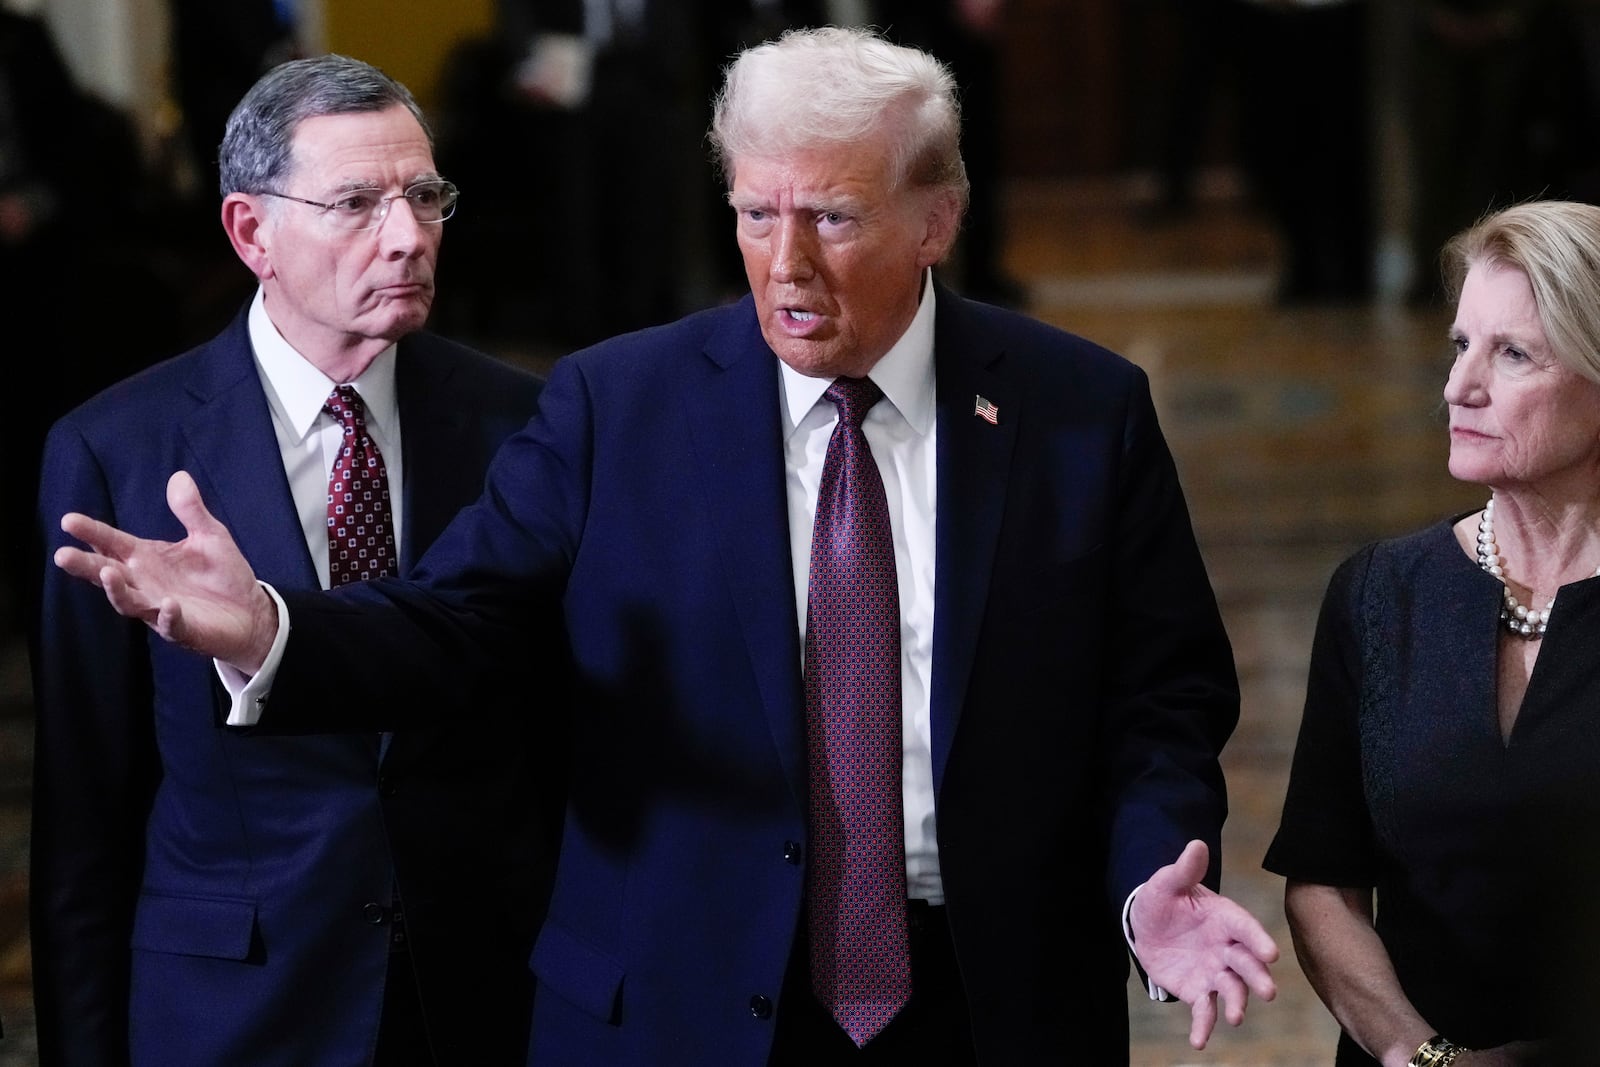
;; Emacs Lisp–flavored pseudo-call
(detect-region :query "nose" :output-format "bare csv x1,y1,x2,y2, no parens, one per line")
377,195,426,258
769,218,814,284
1443,346,1486,407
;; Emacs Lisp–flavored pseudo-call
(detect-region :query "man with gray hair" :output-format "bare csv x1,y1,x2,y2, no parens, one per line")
52,27,1277,1064
31,53,557,1066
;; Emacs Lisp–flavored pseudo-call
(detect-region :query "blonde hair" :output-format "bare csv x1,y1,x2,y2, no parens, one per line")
1444,200,1600,385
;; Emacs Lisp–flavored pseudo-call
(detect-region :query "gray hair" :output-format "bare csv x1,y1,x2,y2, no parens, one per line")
708,25,969,212
218,53,430,197
1444,200,1600,386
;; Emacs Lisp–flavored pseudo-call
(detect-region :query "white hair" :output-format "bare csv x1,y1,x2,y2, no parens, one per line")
708,25,969,210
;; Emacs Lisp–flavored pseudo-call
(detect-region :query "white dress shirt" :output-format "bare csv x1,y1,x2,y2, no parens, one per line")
785,274,1158,989
219,290,399,712
781,271,942,902
246,288,403,586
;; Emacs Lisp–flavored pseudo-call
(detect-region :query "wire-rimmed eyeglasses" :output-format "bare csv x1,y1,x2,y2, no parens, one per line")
258,179,459,230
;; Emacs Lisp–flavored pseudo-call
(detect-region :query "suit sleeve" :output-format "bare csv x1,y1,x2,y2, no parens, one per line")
1097,371,1239,911
30,418,160,1067
261,354,589,729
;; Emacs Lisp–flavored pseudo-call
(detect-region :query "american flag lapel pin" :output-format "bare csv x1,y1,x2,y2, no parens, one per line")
974,394,999,425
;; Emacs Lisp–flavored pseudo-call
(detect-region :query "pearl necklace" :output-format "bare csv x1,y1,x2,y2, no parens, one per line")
1475,496,1600,639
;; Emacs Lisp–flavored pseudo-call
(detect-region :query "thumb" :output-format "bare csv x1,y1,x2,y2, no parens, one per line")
165,470,217,537
1158,839,1211,892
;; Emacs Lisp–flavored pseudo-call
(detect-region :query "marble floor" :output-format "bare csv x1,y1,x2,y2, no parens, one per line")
0,178,1477,1065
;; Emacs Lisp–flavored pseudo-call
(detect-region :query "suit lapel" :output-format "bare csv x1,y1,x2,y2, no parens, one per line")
684,301,809,799
179,310,320,593
930,288,1016,795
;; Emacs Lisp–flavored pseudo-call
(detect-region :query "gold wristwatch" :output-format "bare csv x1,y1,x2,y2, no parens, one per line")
1408,1035,1468,1067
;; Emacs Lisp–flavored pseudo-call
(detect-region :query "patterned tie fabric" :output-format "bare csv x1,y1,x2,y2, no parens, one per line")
804,375,911,1047
324,385,396,586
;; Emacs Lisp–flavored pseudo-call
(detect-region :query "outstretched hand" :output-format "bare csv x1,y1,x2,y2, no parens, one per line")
54,470,278,672
1130,839,1280,1050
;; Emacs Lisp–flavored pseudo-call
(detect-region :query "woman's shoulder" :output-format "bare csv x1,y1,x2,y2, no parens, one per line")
1374,513,1469,563
1324,513,1477,607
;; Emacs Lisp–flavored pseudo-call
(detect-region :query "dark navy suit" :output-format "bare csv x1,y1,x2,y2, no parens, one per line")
30,306,557,1066
264,283,1240,1065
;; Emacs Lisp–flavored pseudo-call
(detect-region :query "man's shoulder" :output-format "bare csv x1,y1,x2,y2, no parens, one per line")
601,298,750,348
554,299,758,382
57,318,250,433
939,290,1144,390
404,331,544,386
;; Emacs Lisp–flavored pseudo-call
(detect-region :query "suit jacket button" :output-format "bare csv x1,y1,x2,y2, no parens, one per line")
362,902,386,924
782,841,802,864
749,995,772,1019
378,775,397,797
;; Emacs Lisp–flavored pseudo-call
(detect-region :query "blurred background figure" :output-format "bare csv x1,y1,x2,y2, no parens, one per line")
875,0,1027,308
0,7,170,638
1406,0,1600,304
166,0,299,193
1138,0,1252,221
1406,0,1539,305
431,0,825,353
1235,0,1375,305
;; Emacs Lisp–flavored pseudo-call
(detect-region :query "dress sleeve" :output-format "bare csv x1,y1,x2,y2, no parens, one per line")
1262,544,1382,887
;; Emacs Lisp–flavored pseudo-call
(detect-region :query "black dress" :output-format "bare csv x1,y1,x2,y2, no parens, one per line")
1263,517,1600,1064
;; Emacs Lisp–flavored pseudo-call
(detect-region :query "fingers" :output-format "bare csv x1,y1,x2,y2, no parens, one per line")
1214,966,1250,1027
1227,938,1279,1000
154,596,190,647
53,544,111,586
60,511,139,563
99,561,160,627
1189,959,1261,1049
1188,990,1218,1050
1213,899,1282,965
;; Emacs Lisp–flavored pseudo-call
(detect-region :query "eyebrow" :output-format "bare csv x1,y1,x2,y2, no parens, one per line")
324,173,443,195
725,193,865,215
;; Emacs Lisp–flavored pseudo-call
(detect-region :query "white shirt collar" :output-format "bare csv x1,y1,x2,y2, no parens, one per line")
779,270,937,435
247,287,399,441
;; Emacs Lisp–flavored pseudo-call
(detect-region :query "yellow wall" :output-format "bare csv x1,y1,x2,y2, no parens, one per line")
323,0,494,112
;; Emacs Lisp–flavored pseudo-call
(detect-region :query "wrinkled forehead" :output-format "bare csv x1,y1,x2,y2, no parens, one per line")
730,139,900,199
287,106,437,188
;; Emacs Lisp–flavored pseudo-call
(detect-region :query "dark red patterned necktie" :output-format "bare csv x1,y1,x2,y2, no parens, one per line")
324,385,396,586
804,375,911,1047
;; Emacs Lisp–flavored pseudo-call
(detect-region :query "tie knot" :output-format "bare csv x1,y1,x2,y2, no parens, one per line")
824,376,883,428
325,384,364,427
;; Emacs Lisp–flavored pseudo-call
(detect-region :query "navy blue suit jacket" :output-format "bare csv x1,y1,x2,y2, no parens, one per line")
30,306,557,1066
267,284,1240,1065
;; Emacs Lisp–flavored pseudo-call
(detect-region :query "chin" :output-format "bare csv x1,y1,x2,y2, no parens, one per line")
1447,460,1494,487
381,304,432,338
768,338,879,381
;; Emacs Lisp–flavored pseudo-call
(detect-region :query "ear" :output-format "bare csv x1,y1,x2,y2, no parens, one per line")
915,188,963,270
221,193,275,281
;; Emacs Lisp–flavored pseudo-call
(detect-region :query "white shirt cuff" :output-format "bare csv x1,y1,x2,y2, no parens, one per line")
1123,884,1172,1002
217,581,289,727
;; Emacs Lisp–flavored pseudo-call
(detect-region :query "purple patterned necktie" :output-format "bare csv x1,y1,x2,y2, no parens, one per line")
804,375,911,1047
324,385,396,586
